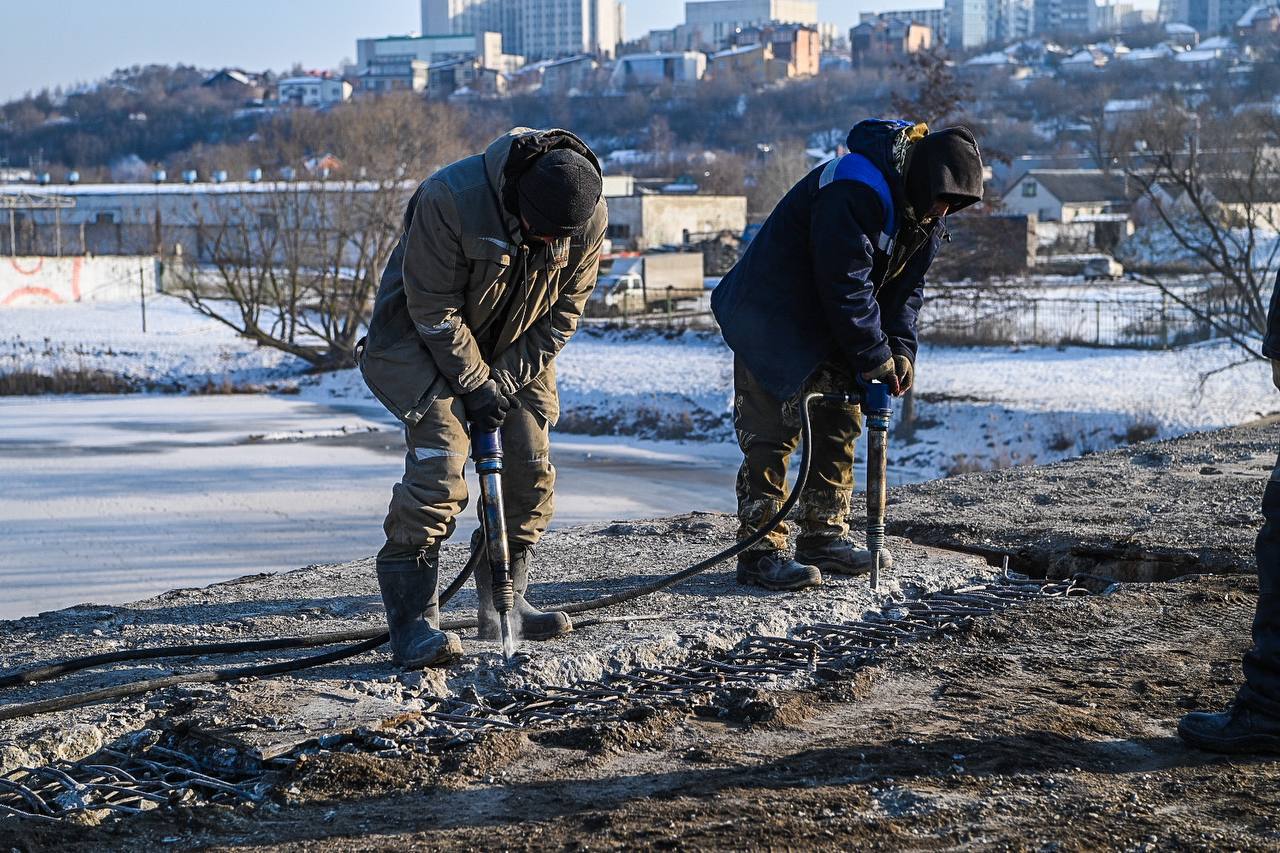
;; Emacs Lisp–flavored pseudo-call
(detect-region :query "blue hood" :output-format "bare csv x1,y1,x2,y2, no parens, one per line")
845,118,921,221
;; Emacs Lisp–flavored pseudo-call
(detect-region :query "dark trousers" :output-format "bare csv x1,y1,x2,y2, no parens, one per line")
1240,451,1280,716
733,359,863,553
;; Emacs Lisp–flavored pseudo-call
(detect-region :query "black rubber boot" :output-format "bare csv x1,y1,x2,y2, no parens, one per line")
1178,700,1280,755
736,551,823,591
796,538,894,576
375,551,462,669
472,535,572,642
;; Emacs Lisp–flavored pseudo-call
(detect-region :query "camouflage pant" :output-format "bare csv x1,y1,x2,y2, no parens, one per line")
380,391,554,560
733,358,863,554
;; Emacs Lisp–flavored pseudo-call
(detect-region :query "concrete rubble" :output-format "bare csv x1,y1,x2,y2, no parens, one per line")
1,418,1274,778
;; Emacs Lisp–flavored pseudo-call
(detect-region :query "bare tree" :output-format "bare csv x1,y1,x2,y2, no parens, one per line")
890,49,970,125
747,139,811,220
166,95,483,370
1117,108,1280,363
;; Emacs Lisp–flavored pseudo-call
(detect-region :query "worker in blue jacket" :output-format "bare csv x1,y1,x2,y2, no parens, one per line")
1180,272,1280,753
712,119,984,590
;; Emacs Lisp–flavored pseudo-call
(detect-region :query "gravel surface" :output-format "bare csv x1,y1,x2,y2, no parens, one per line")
1,420,1276,848
890,417,1279,580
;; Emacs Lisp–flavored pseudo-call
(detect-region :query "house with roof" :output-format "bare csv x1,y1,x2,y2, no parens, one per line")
202,69,269,101
278,74,352,108
1237,2,1280,38
1001,170,1133,223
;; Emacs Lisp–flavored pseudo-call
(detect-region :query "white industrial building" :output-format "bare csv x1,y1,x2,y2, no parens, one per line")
0,181,417,260
610,52,708,88
355,32,518,72
606,194,748,251
421,0,624,60
277,76,353,108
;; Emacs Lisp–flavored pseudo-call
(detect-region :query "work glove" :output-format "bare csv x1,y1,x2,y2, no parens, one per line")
1273,359,1280,393
461,380,515,432
860,357,902,396
892,354,915,395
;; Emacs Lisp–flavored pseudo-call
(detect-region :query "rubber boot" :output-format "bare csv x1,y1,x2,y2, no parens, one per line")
375,551,462,669
736,551,823,591
796,538,895,577
472,534,572,641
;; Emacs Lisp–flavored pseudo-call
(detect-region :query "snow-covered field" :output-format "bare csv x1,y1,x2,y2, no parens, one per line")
4,296,1278,479
1,296,1278,617
0,296,305,391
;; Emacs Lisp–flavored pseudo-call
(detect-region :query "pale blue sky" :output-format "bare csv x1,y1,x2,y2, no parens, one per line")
0,1,919,102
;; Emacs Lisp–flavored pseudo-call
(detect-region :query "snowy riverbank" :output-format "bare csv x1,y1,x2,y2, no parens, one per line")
3,295,1279,480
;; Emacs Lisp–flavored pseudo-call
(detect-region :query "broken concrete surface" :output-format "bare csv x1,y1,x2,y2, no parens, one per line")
0,419,1273,843
0,513,989,776
890,416,1278,580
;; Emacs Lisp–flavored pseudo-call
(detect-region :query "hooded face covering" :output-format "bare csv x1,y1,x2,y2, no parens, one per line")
904,127,984,221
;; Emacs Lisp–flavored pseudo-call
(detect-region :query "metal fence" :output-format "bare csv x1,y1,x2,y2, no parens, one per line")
917,293,1213,348
581,283,708,327
582,289,1218,348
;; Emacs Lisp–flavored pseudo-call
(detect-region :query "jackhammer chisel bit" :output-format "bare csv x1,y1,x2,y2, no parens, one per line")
862,380,893,591
471,426,516,661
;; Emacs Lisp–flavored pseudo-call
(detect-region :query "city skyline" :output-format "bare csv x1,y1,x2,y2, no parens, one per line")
0,0,908,103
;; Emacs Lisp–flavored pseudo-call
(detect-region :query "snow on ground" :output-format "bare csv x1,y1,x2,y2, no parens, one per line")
266,328,1280,479
0,295,306,390
5,298,1279,480
0,396,747,619
3,298,1278,617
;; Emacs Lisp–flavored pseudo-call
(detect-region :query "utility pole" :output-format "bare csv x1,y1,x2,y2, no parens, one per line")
139,265,148,334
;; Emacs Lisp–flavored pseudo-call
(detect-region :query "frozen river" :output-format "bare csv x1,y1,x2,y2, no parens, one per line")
0,394,750,620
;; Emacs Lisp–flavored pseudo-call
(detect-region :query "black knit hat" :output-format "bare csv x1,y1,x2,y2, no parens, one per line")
516,149,602,238
905,126,984,219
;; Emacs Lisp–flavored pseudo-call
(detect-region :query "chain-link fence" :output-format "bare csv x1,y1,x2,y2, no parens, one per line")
917,293,1214,348
581,286,1219,349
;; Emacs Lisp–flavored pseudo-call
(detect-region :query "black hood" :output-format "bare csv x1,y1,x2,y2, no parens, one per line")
904,126,984,218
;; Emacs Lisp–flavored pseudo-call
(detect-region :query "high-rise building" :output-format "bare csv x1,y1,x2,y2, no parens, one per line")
684,0,819,48
1034,0,1115,34
947,0,990,47
947,0,1035,48
421,0,623,59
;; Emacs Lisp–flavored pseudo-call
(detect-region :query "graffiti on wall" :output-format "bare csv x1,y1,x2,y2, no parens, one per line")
0,257,156,308
1,257,84,306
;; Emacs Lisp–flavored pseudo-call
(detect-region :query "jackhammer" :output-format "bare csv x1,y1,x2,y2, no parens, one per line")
815,380,892,589
471,426,517,661
861,380,893,591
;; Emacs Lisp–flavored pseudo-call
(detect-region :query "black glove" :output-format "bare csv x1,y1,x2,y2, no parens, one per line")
461,380,514,432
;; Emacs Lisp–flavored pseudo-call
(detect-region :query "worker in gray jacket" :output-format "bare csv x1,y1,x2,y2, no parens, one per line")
359,128,606,669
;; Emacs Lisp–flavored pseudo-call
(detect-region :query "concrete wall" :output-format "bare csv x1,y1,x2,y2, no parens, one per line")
929,214,1037,279
608,195,747,250
0,256,159,308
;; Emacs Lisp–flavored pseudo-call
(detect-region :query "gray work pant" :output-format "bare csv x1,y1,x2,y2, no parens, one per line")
380,391,554,560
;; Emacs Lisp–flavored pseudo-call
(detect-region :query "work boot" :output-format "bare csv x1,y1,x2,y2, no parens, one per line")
473,533,572,641
1178,700,1280,755
796,538,894,577
736,551,823,591
376,551,463,669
